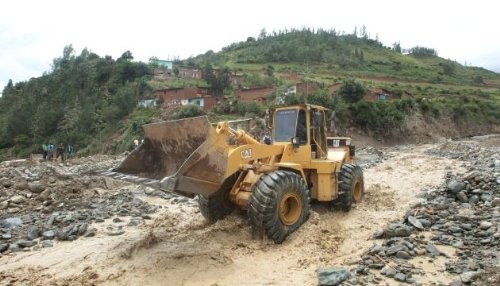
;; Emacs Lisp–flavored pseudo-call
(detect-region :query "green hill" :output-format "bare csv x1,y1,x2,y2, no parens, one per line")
0,28,499,161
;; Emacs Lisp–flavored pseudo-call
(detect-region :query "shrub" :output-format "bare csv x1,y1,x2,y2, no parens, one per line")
349,101,406,135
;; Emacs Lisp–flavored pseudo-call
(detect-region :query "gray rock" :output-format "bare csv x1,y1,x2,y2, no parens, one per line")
28,182,45,193
56,230,68,241
456,191,468,203
107,229,125,236
386,223,413,237
318,267,351,286
380,267,397,278
17,239,36,248
2,232,12,239
14,181,29,191
112,217,123,223
479,221,492,230
0,243,9,252
460,271,481,283
10,195,25,204
460,223,472,231
426,243,442,256
468,195,480,204
408,216,424,230
1,217,23,228
448,180,466,194
480,194,492,202
394,272,406,282
396,251,412,259
419,219,432,228
42,230,55,240
84,228,97,237
78,223,88,236
26,226,40,240
449,280,463,286
492,198,500,207
41,240,53,248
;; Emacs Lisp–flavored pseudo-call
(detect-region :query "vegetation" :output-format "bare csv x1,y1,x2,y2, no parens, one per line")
1,28,499,160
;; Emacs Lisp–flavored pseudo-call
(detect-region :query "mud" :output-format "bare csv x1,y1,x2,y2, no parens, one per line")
0,135,498,285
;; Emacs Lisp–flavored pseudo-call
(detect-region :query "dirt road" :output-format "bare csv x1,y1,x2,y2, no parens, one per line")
1,139,477,286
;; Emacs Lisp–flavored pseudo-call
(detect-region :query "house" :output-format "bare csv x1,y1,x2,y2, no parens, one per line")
137,99,158,108
235,87,274,104
177,67,202,80
364,88,393,101
150,59,173,69
154,87,217,110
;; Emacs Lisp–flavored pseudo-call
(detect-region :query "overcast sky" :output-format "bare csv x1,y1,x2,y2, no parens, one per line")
1,0,499,91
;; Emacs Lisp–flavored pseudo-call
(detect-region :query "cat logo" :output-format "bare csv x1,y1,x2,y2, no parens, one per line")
241,149,252,160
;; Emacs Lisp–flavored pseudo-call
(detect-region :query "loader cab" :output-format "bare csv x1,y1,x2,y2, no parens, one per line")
271,104,328,162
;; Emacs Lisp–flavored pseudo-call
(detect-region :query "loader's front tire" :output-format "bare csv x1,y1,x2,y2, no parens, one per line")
198,173,239,223
339,163,364,212
248,170,310,243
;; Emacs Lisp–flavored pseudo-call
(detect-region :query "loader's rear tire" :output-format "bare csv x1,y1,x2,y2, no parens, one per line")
248,170,310,243
198,173,239,223
339,163,364,212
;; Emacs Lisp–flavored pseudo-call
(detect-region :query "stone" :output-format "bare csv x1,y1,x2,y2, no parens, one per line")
456,191,468,203
107,229,125,236
26,226,40,240
84,229,97,237
1,217,23,228
449,280,463,286
17,239,37,248
78,223,88,236
42,230,55,240
2,232,12,239
386,223,413,237
380,267,397,278
14,181,29,191
460,271,481,283
491,198,500,207
480,194,492,202
479,221,492,230
56,230,68,241
112,217,123,223
447,180,465,194
468,195,480,204
10,195,25,204
0,243,9,253
317,267,351,286
28,182,45,193
41,240,53,248
426,243,442,256
396,251,412,259
394,272,406,282
408,216,424,230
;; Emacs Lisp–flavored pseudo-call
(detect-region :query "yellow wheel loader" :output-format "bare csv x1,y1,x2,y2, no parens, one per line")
104,104,364,243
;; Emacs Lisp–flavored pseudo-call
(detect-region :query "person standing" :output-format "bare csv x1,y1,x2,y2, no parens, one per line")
42,143,48,160
66,144,74,160
55,143,65,162
47,142,54,160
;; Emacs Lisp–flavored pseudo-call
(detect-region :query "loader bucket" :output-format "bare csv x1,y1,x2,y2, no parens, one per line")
108,116,228,198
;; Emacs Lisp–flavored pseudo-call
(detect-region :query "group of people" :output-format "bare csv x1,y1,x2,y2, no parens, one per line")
42,142,74,162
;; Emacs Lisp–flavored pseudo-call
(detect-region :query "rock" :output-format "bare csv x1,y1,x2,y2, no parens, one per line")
479,221,492,230
56,230,68,241
460,271,481,283
468,195,480,204
42,230,55,240
386,223,413,237
84,228,97,237
380,267,397,278
456,191,468,203
464,171,481,181
17,239,36,248
10,195,25,204
396,251,412,259
394,272,406,282
26,226,40,240
480,194,492,202
449,280,463,286
2,232,12,239
1,217,23,228
317,267,351,286
426,243,442,256
112,217,123,223
407,216,424,230
0,243,9,253
78,223,88,236
492,198,500,207
41,240,53,248
0,178,12,188
448,180,465,194
28,182,45,193
14,181,29,191
106,229,125,236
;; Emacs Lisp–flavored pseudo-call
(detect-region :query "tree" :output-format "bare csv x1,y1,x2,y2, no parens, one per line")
338,79,366,103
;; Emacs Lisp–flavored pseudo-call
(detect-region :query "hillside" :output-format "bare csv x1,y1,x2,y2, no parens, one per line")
0,29,499,161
